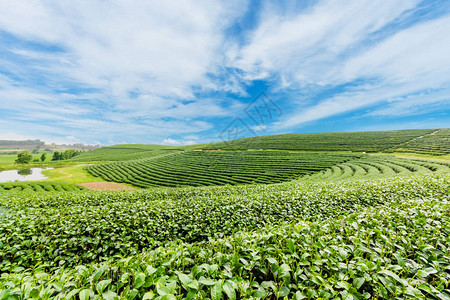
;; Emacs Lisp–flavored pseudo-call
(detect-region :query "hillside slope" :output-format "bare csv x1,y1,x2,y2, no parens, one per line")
202,128,445,153
69,144,183,161
389,128,450,155
87,151,360,187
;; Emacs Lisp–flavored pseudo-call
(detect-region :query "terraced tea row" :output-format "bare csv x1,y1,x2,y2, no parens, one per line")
1,174,449,299
70,144,184,161
87,151,361,187
0,181,86,192
305,156,450,181
391,128,450,155
203,129,436,152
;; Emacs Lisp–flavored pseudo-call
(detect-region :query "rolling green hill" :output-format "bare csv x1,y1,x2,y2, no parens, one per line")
1,128,449,299
389,128,450,155
69,144,184,161
87,151,360,187
202,128,446,153
79,128,449,188
67,128,449,165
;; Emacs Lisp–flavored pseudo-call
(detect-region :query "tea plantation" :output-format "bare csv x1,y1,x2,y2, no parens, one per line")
0,173,449,299
0,181,86,193
0,129,449,299
86,151,361,187
201,128,442,152
390,128,450,155
70,145,184,162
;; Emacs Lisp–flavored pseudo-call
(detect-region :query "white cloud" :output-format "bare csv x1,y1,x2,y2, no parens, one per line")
233,0,420,85
161,138,198,146
233,2,450,129
161,138,181,146
251,124,267,132
0,0,448,143
0,0,246,142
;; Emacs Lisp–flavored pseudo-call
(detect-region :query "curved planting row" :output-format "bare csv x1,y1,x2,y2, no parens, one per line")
202,129,436,152
0,181,87,193
305,156,450,181
391,128,450,155
87,151,361,187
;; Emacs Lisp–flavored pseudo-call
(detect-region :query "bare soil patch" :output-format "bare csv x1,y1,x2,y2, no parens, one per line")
77,181,136,191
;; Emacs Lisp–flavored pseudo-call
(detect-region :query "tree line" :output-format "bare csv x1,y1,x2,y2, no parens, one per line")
15,149,83,164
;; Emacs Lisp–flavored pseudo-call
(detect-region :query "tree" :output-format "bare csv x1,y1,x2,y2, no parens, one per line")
15,152,33,164
40,153,47,162
52,151,61,161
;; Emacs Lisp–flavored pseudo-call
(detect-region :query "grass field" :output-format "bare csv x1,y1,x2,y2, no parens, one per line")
41,165,103,184
0,151,65,172
0,153,49,171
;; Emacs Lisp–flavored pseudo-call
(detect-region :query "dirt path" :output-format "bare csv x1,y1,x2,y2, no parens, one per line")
77,181,136,191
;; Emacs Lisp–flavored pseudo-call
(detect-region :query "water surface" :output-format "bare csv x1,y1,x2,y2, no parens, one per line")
0,167,54,182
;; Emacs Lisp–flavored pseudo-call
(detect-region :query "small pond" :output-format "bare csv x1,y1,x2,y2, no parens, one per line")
0,167,54,183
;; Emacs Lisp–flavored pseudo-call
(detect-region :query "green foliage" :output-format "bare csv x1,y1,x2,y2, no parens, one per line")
69,144,183,162
52,149,82,161
203,128,440,153
0,174,448,299
304,155,450,181
0,174,447,272
17,169,32,176
52,151,61,161
1,133,449,300
40,152,47,162
0,181,86,193
87,151,361,187
391,128,450,155
14,152,33,164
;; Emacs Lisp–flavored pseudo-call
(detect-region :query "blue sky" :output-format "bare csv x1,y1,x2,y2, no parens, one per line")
0,0,449,145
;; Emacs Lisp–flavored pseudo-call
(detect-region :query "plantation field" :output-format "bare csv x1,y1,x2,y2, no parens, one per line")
0,128,449,299
304,155,450,181
391,128,450,155
85,151,450,188
0,181,86,192
86,151,361,187
202,128,448,154
69,145,185,162
0,173,448,299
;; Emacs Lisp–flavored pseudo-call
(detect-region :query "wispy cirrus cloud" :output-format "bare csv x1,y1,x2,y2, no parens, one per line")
0,0,248,144
0,0,448,144
278,11,450,129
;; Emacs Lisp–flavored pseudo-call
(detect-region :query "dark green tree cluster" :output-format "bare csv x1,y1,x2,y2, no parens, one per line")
52,149,83,161
15,152,33,164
